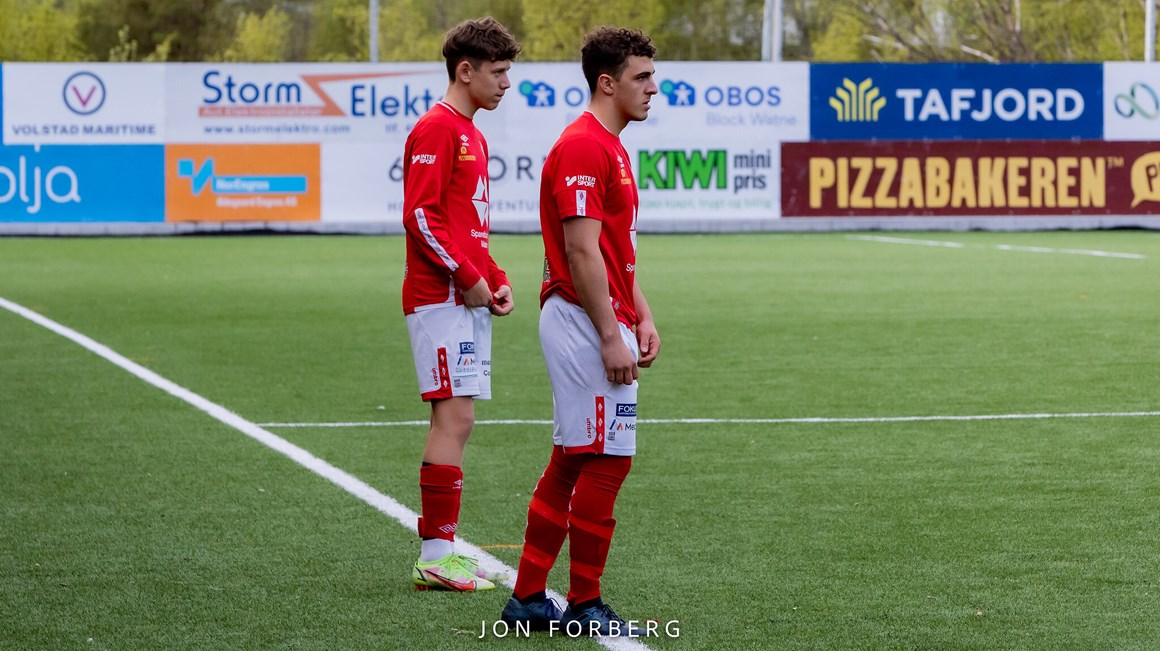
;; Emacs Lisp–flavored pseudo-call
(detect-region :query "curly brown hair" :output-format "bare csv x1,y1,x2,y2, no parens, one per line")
442,17,522,81
581,27,657,92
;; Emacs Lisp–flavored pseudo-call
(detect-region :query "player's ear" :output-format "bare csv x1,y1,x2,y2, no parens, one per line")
597,73,615,96
455,59,474,84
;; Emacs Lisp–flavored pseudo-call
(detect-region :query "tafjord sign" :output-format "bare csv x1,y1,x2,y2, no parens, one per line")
810,63,1102,141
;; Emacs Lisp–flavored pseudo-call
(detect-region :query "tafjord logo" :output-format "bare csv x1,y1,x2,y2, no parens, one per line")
177,158,307,196
519,81,555,107
659,80,695,106
830,78,885,122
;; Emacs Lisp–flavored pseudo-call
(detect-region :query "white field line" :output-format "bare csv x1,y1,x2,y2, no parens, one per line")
847,235,965,248
0,295,652,651
259,411,1160,429
848,235,1147,259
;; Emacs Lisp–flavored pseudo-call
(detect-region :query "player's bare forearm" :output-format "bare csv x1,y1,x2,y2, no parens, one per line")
564,217,636,384
564,219,620,341
633,279,661,366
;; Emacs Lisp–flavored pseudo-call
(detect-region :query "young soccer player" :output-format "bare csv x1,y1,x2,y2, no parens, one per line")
501,27,661,634
402,17,520,592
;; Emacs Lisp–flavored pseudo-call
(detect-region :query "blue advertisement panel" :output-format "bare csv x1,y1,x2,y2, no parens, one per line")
0,145,164,222
810,63,1102,141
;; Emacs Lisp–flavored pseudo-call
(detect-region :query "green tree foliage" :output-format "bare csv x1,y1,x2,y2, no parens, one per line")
380,0,442,61
1,0,1158,63
215,6,294,62
76,0,228,62
654,0,761,60
808,8,870,62
0,0,86,61
520,0,663,61
308,0,523,63
837,0,1151,62
107,24,174,62
308,0,367,61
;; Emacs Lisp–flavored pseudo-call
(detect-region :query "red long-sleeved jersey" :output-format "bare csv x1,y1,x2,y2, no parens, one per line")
401,101,508,314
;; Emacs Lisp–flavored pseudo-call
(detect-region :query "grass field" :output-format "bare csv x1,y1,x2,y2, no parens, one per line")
2,231,1160,651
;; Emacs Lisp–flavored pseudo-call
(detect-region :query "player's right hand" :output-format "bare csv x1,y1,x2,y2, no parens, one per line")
601,337,638,386
463,278,493,308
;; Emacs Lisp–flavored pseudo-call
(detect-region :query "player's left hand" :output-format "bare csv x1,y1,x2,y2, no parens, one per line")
489,284,514,316
636,319,660,367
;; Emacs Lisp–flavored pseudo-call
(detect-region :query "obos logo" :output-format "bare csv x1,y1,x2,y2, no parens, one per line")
829,78,885,122
519,81,555,107
657,79,780,108
63,71,106,116
659,80,695,106
515,78,590,108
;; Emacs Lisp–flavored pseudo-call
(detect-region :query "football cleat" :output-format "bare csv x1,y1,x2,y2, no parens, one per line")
500,595,563,631
561,600,643,637
412,554,495,591
450,554,509,583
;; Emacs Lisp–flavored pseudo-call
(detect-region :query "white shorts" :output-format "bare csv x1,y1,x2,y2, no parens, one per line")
406,304,492,401
539,294,638,456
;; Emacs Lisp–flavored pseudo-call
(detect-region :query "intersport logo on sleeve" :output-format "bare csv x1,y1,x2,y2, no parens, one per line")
810,63,1102,141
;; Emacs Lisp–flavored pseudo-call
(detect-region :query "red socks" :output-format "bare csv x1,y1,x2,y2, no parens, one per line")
513,446,632,606
418,464,463,541
513,447,583,600
566,454,632,604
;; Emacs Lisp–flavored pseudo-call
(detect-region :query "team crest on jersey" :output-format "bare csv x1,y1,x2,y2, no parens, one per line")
617,154,632,184
458,134,476,161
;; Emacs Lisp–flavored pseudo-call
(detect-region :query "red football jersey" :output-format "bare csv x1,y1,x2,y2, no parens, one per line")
539,112,639,327
402,102,508,314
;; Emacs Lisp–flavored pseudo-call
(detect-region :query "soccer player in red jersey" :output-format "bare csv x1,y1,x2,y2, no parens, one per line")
501,27,661,635
402,17,520,592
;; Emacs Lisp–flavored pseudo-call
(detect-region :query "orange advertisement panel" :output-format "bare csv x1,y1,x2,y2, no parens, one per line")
165,144,320,222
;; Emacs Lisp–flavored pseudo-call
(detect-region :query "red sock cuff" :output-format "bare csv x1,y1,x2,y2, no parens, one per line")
418,464,463,540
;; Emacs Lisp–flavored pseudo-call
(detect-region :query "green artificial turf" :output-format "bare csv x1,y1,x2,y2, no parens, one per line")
2,231,1159,650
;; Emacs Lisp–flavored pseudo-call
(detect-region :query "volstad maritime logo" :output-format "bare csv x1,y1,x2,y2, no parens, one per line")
829,78,885,122
63,72,106,116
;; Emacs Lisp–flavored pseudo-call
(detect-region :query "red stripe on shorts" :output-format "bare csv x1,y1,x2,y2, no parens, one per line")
422,347,454,401
593,396,606,454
